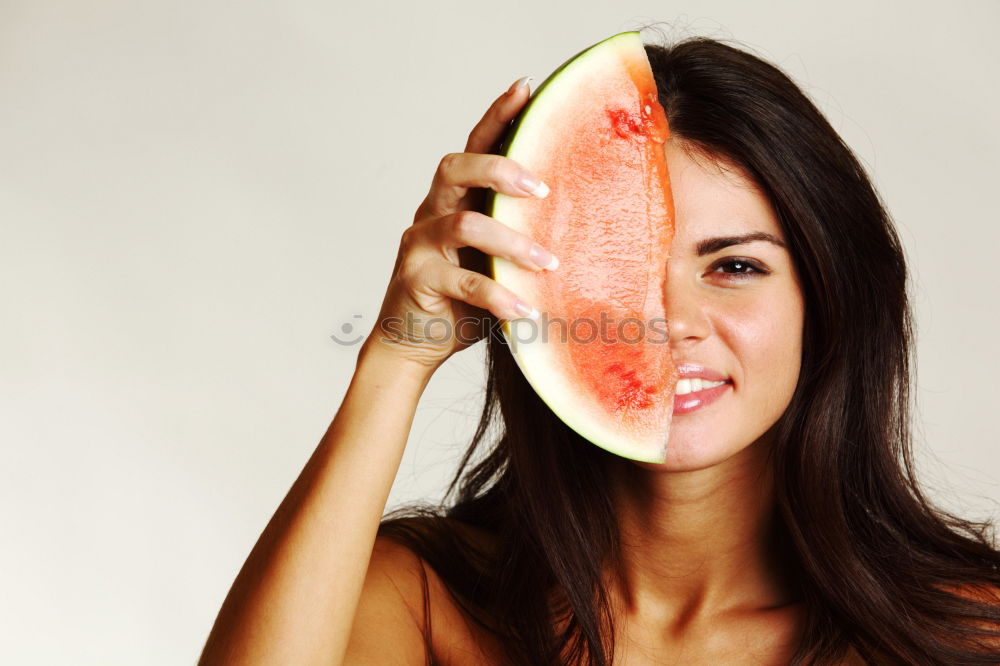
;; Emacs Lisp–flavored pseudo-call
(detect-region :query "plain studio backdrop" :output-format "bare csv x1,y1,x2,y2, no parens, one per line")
1,0,998,663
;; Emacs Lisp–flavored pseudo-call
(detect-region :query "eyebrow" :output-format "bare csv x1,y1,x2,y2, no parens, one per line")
696,232,787,257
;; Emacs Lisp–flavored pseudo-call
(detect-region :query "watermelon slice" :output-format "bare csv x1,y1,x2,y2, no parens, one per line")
485,31,678,464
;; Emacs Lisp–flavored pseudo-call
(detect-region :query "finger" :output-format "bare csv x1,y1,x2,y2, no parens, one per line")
464,77,532,155
423,259,540,322
421,152,548,220
434,211,559,272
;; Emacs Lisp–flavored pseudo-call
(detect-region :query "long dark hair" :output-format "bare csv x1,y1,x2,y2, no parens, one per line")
377,34,1000,665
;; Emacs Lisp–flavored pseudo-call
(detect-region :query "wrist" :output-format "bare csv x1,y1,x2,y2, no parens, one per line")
355,336,439,390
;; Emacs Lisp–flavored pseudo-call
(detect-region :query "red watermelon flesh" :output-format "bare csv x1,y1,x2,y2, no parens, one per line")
486,32,677,463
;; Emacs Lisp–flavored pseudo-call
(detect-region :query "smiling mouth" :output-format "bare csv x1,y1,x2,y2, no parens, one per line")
672,379,732,415
673,378,731,396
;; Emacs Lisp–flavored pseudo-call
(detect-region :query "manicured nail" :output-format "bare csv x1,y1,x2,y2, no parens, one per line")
512,300,540,320
518,172,550,198
507,76,532,95
529,243,559,271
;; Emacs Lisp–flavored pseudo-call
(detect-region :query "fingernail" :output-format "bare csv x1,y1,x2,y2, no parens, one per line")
517,173,550,198
512,300,540,320
507,76,532,95
529,243,559,271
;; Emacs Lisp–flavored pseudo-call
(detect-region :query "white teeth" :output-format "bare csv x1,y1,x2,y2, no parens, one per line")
674,378,727,396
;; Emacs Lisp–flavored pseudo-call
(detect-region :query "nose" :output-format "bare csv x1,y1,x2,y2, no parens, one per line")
663,265,711,349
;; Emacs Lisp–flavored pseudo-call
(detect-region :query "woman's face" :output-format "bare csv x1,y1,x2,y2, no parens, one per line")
642,141,805,472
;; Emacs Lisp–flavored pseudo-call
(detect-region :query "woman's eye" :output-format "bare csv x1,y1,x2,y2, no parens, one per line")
710,258,771,280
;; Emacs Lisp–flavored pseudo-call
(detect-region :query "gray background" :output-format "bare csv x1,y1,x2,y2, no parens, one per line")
1,0,997,663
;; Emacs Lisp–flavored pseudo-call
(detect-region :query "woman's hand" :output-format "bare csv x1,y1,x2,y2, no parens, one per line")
361,76,559,372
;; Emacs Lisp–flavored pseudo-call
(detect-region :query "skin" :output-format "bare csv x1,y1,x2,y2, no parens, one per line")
602,140,808,662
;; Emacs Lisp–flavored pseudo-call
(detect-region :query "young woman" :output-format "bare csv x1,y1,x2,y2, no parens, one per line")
200,36,1000,665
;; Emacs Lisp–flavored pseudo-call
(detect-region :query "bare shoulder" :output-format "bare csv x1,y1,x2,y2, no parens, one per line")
346,530,510,666
343,536,431,664
422,526,512,666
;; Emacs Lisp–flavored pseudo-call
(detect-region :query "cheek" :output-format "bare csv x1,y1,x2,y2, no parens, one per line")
724,289,804,401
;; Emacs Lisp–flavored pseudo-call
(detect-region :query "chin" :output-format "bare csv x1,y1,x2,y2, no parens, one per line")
629,439,749,473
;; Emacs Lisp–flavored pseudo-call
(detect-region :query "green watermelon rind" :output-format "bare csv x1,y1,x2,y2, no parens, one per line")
483,31,671,464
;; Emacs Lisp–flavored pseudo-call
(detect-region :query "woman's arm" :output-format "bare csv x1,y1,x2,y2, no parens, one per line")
198,342,433,665
197,76,550,665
